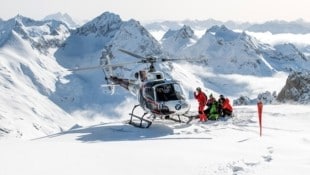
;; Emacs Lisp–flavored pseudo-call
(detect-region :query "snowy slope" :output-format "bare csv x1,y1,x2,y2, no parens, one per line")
0,20,75,139
1,104,310,175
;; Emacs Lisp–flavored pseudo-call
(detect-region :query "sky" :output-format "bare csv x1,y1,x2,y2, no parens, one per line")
1,0,310,23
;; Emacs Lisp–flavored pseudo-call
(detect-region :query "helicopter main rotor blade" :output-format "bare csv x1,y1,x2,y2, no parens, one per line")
161,58,187,61
161,58,203,62
69,61,139,72
69,65,103,72
104,61,140,67
118,49,146,59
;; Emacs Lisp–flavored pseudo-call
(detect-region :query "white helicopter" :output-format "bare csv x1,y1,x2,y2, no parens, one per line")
72,48,195,128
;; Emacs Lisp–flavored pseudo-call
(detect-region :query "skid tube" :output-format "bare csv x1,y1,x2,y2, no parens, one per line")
167,114,195,124
128,105,153,128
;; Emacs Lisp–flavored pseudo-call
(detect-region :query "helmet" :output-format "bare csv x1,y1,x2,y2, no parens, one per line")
196,87,201,91
220,94,224,98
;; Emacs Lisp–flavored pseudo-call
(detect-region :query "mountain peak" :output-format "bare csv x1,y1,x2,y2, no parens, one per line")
87,12,121,27
162,25,195,40
43,12,78,28
11,14,35,26
207,25,228,32
161,25,197,55
205,25,240,42
76,12,122,36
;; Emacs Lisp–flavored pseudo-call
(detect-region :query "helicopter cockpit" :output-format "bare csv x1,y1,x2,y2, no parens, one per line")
139,80,189,116
154,83,185,102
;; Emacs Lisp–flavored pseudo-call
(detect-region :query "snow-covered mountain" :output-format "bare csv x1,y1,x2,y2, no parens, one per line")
144,19,310,38
143,19,251,34
43,12,80,29
161,25,198,56
163,25,310,76
0,15,74,138
247,19,310,34
0,15,70,53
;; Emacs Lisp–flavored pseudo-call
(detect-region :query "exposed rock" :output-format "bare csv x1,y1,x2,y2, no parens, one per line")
233,95,253,105
277,71,310,103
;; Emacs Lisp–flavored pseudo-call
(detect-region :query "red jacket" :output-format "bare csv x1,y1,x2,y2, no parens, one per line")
194,92,207,106
223,98,233,112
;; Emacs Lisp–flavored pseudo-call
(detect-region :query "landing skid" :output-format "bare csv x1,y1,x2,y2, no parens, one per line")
166,115,194,124
129,105,153,128
128,105,195,128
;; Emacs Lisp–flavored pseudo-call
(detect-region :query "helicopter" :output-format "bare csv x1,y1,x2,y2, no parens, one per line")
71,48,196,128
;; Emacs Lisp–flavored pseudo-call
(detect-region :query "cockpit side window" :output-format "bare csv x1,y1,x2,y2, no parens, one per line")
143,87,154,100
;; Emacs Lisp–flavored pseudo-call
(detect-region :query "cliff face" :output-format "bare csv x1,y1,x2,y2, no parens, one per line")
277,71,310,103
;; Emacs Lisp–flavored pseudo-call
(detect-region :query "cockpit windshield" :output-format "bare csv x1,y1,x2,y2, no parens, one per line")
155,83,185,102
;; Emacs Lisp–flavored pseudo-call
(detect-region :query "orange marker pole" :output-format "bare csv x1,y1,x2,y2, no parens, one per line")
257,101,263,137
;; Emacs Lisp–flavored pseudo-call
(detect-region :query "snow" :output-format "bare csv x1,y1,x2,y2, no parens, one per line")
1,104,310,175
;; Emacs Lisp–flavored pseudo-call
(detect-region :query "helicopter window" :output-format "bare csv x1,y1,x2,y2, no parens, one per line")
143,87,154,100
155,84,180,102
173,84,185,100
156,74,163,79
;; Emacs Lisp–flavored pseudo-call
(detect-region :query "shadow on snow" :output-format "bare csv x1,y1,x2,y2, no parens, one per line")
43,123,174,142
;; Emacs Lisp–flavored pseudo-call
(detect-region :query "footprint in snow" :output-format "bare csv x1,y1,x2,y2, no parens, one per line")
262,147,274,162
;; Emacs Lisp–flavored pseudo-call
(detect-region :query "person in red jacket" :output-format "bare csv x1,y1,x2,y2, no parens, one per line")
218,95,233,117
194,87,207,122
